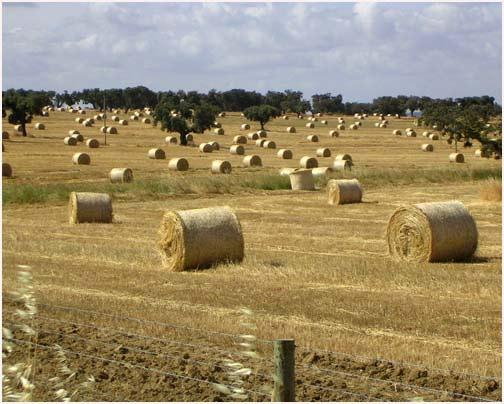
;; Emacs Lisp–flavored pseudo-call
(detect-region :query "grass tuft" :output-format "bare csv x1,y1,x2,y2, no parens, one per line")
479,178,502,202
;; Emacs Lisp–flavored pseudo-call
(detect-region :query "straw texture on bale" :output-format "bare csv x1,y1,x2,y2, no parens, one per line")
306,122,315,128
255,139,267,147
386,201,478,263
69,192,112,224
429,133,439,140
279,167,296,176
71,133,84,142
3,131,10,140
277,149,293,159
307,135,319,142
240,123,250,130
211,160,232,174
199,143,213,153
110,168,133,183
421,144,434,152
64,136,77,146
449,153,464,163
72,153,90,165
337,124,345,130
86,138,100,148
257,130,267,138
214,128,224,135
262,140,276,149
165,136,178,144
158,206,244,272
3,163,12,177
148,148,166,159
335,153,352,162
230,145,245,155
35,123,45,130
243,155,262,167
233,135,247,144
327,179,363,205
209,141,220,151
329,130,339,137
168,158,189,171
286,126,296,133
289,169,315,191
333,159,352,171
142,118,151,124
316,148,331,157
312,167,333,178
107,127,118,134
247,132,259,140
300,156,318,169
393,130,402,136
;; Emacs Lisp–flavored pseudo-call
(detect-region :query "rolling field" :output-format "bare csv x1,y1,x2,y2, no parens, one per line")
2,110,502,401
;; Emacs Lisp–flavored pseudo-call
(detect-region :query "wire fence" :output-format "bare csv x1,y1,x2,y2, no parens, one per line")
3,297,501,402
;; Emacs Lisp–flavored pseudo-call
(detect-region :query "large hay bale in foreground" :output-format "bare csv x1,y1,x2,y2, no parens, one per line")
69,192,112,224
86,138,100,148
35,123,45,130
421,144,433,152
230,145,245,155
386,201,478,263
289,169,315,191
169,158,189,171
286,126,296,133
327,179,362,205
243,155,262,167
2,163,12,177
72,153,90,165
64,136,77,145
300,156,318,169
110,168,133,183
449,153,464,163
316,148,331,157
277,149,293,159
211,160,232,174
148,148,166,159
158,206,244,272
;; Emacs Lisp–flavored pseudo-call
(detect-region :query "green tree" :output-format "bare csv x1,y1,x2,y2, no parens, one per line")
243,105,280,130
2,89,49,137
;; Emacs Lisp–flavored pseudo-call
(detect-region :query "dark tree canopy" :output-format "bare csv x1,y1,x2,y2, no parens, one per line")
243,105,280,130
2,89,50,136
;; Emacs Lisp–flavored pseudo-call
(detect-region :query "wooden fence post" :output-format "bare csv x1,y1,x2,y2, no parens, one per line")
272,339,295,402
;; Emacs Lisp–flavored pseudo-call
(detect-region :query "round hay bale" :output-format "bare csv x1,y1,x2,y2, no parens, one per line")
421,144,434,152
94,115,103,121
42,111,49,117
135,111,143,117
312,117,319,122
209,141,220,151
64,136,77,146
71,133,84,142
429,133,439,140
257,130,267,138
300,156,318,169
247,132,259,140
262,140,276,149
131,115,139,121
306,122,315,129
233,135,247,144
86,138,100,148
307,135,319,142
88,118,95,124
422,131,430,137
168,158,189,171
337,124,345,130
214,128,224,135
165,136,178,144
393,129,402,136
72,152,90,165
35,123,45,130
2,131,10,140
107,127,118,134
333,159,352,171
386,201,477,262
111,115,120,122
110,168,134,183
243,155,262,167
321,120,328,125
282,115,289,120
379,123,387,128
406,130,417,137
142,118,151,124
286,126,296,133
148,148,166,159
68,192,112,224
119,119,128,126
312,167,333,178
279,167,296,176
211,160,232,174
75,117,84,124
356,121,362,127
213,121,222,128
350,124,358,130
449,153,464,163
3,163,12,178
158,206,244,271
255,139,267,147
374,122,380,127
82,119,92,127
186,134,194,142
218,112,226,118
230,145,245,155
335,153,352,162
199,143,213,153
329,130,339,137
327,179,362,205
69,130,80,136
240,123,250,130
100,126,107,133
316,148,331,158
289,169,315,191
277,149,293,159
475,149,491,158
78,110,86,115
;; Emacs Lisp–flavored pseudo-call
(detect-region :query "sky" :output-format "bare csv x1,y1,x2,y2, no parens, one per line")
2,1,502,102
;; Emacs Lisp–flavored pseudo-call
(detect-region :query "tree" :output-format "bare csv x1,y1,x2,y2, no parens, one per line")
2,89,49,136
312,93,344,114
243,105,280,130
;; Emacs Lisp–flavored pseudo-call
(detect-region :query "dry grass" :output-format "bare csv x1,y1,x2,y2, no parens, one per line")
480,178,502,202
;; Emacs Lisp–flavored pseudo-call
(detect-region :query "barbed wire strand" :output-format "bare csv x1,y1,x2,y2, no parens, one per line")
298,380,382,401
8,337,271,399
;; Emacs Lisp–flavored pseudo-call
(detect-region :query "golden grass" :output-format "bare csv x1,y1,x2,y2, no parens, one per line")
480,178,502,202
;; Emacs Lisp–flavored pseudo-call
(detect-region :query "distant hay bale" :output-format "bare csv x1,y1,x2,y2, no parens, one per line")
86,138,100,148
277,149,293,159
82,119,92,127
100,126,107,133
421,144,434,152
35,123,45,130
282,115,289,120
209,141,220,151
110,168,133,183
286,126,296,133
356,121,362,127
333,159,352,171
374,123,380,127
243,155,262,167
312,117,319,122
307,135,319,142
3,163,12,177
64,136,77,146
386,200,478,262
94,115,103,121
327,179,362,205
119,119,128,126
148,148,166,159
337,124,345,130
422,131,430,137
42,111,49,117
214,128,224,135
393,129,402,136
158,206,244,271
142,118,151,124
329,130,339,137
406,130,417,137
111,115,120,122
289,169,315,190
69,130,80,136
165,136,178,144
240,123,250,130
279,167,296,176
199,143,213,153
312,166,333,178
247,132,259,140
211,160,232,174
255,139,267,147
316,148,331,157
256,130,267,138
213,121,222,128
321,120,328,125
218,112,226,117
429,133,439,140
379,123,387,128
349,124,358,130
75,117,84,124
106,127,118,134
449,153,464,163
475,149,491,158
131,115,139,121
78,110,86,115
69,192,112,224
71,133,84,142
262,140,276,149
230,145,245,155
2,131,9,140
306,122,315,129
186,134,194,142
72,152,90,165
168,158,189,171
233,135,247,144
338,118,345,123
300,156,318,169
335,153,352,162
